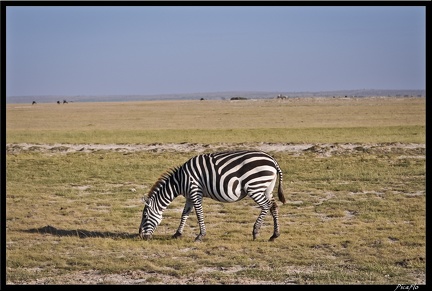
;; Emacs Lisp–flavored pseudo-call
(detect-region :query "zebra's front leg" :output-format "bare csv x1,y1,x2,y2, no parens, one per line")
269,201,280,241
173,201,193,239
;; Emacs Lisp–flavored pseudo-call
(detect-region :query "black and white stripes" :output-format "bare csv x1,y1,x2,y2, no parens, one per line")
139,150,285,241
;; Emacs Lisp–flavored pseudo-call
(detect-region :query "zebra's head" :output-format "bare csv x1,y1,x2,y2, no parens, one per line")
139,195,163,240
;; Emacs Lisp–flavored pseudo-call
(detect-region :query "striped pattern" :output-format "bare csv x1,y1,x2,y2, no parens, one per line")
139,150,285,241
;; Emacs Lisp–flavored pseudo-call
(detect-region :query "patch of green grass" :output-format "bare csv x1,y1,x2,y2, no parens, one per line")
5,125,425,144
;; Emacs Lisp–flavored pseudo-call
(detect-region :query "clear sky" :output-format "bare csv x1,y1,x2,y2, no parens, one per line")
6,5,426,97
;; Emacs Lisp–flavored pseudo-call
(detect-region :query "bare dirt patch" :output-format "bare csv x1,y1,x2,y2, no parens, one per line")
5,142,425,157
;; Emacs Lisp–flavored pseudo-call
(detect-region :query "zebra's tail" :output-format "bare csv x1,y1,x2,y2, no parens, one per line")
277,165,286,204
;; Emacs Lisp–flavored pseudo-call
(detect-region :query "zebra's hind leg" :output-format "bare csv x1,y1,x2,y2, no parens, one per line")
252,207,270,240
250,193,273,240
268,201,280,241
193,201,206,242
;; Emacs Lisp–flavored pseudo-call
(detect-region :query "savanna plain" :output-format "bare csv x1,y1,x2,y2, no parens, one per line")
5,97,426,285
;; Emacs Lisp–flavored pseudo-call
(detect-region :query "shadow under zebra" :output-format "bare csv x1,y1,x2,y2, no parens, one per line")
23,225,138,240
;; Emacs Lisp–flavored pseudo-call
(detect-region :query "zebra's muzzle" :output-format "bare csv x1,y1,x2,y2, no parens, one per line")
139,229,152,240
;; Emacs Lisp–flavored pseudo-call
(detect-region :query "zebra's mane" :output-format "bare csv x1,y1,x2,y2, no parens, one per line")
148,166,180,198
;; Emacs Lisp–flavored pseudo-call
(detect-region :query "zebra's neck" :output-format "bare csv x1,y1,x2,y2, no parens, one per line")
150,168,181,213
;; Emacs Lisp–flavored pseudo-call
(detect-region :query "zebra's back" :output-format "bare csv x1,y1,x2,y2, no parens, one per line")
182,150,281,202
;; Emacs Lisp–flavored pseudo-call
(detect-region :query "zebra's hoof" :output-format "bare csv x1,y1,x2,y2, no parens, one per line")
268,234,279,241
172,231,182,239
194,234,205,242
252,232,258,240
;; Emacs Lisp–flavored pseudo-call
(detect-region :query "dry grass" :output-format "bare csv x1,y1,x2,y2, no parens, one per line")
6,97,425,144
6,97,425,131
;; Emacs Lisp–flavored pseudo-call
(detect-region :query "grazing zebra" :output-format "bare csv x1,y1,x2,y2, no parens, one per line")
139,150,286,242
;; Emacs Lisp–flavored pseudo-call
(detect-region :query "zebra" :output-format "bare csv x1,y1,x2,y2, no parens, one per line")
139,150,286,242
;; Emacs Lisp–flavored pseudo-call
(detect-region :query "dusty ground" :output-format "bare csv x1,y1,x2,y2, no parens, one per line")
5,142,425,157
11,268,288,285
6,142,426,285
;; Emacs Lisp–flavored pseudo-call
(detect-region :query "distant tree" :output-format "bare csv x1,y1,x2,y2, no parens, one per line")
32,101,37,105
57,101,61,104
63,100,68,104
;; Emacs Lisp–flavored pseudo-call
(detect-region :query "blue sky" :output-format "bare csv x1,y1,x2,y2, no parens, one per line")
6,5,426,97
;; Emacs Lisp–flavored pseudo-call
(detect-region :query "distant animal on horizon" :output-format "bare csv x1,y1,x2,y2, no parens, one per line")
139,150,286,242
32,101,36,105
63,100,68,104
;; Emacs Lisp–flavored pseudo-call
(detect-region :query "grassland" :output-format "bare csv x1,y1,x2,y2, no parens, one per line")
6,97,425,144
5,97,426,285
